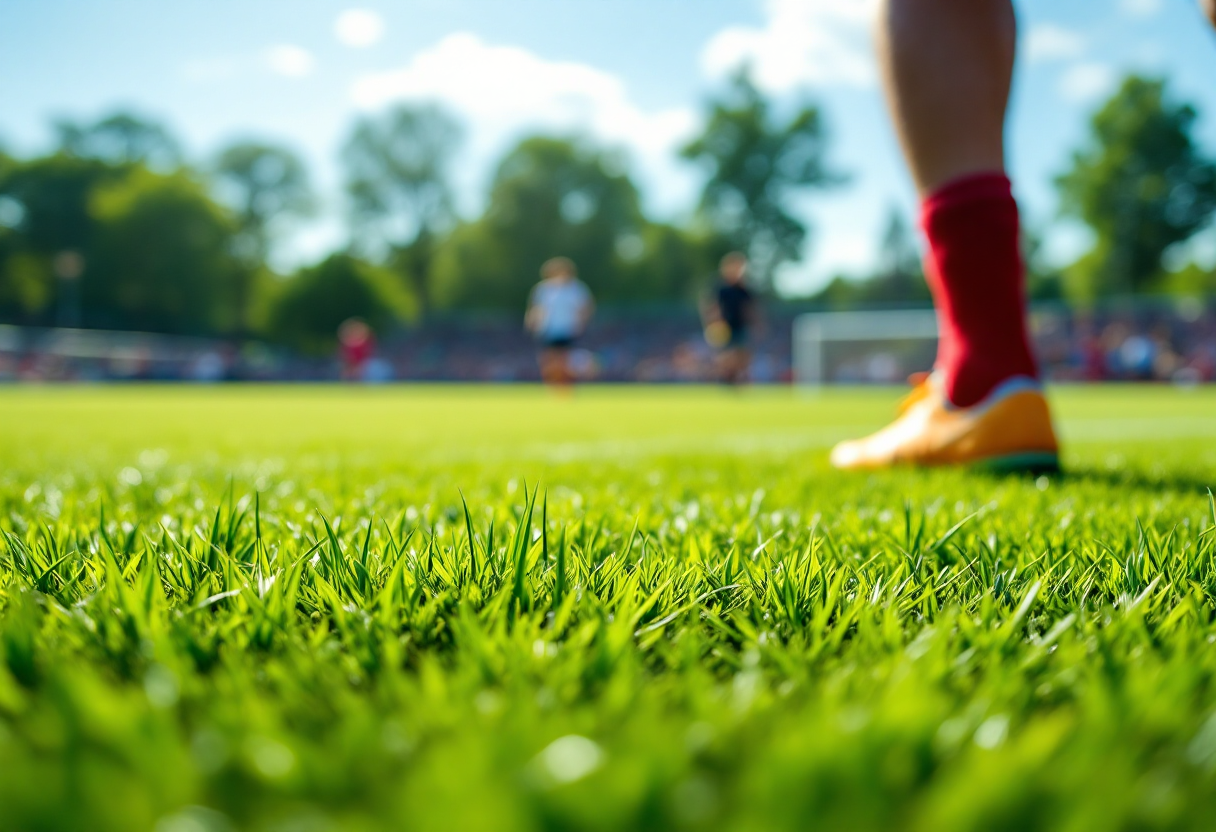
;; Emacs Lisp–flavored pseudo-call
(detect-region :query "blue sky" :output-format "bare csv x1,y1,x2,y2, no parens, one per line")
2,0,1216,293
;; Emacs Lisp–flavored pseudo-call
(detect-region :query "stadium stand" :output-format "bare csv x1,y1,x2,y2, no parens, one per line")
0,299,1212,385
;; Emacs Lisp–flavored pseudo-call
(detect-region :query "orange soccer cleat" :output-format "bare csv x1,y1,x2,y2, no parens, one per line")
830,375,1060,472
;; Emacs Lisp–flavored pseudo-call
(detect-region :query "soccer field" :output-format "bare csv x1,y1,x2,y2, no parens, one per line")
2,385,1216,831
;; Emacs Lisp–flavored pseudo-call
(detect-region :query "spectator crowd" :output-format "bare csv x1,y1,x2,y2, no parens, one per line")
1,301,1214,386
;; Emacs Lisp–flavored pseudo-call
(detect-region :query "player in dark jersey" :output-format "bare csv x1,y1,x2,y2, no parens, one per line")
831,0,1216,471
702,252,757,386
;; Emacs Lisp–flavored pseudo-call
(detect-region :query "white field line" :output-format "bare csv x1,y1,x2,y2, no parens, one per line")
137,415,1213,473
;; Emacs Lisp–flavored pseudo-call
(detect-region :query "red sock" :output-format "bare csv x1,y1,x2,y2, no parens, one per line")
921,172,1038,408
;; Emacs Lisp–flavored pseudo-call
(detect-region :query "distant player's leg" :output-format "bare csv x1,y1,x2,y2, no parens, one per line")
718,346,745,386
831,0,1059,471
540,345,573,387
539,348,558,385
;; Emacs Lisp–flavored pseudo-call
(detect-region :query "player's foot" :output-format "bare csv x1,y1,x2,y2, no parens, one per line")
829,375,1060,472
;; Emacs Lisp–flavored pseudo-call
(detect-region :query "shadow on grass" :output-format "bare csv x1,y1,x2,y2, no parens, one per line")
979,465,1215,496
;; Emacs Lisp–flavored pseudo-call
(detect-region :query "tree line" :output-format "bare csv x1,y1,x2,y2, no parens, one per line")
813,76,1216,309
0,72,833,350
1,72,1214,350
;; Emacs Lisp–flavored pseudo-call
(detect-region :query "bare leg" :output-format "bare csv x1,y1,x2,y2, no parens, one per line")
716,348,749,386
876,0,1016,194
539,348,572,387
829,0,1064,467
1204,0,1216,28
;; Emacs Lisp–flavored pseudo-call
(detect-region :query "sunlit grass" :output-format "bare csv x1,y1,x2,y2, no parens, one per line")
2,385,1216,831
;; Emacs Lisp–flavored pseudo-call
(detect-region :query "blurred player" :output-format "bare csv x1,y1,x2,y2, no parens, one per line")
338,317,374,381
831,0,1216,471
701,252,757,386
525,257,595,387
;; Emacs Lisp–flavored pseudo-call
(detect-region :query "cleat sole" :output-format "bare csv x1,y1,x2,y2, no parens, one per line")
976,451,1061,475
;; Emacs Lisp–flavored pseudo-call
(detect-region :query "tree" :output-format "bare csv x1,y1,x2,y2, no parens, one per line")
614,224,720,303
213,141,313,263
56,111,182,170
86,169,249,334
0,154,121,255
429,136,646,309
875,208,922,294
1023,229,1066,302
263,253,418,353
1161,261,1216,296
0,246,54,322
343,105,462,307
1056,76,1216,298
0,153,127,325
808,208,929,309
0,152,55,320
682,70,841,290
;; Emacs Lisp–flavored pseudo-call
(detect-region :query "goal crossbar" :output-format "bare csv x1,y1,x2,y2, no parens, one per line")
793,309,939,386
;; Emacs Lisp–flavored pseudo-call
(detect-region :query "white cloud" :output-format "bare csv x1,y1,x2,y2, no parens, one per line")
776,228,871,295
350,34,699,213
335,9,385,48
1119,0,1164,18
1058,62,1117,103
1024,24,1086,64
700,0,879,92
264,45,315,78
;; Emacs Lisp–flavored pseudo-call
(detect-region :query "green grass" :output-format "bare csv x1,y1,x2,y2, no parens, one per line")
2,384,1216,832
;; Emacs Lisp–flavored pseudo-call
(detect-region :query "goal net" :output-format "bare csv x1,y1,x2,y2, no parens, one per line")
792,309,939,386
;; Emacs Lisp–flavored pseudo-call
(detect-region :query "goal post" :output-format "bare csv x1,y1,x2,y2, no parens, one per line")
792,309,939,386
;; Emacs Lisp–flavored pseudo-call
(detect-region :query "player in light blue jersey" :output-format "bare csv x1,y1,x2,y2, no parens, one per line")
525,257,595,387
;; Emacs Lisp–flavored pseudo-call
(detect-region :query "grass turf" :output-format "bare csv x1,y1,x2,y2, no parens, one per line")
2,384,1216,832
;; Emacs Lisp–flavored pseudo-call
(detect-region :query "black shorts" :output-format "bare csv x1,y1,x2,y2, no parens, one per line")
540,336,576,349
